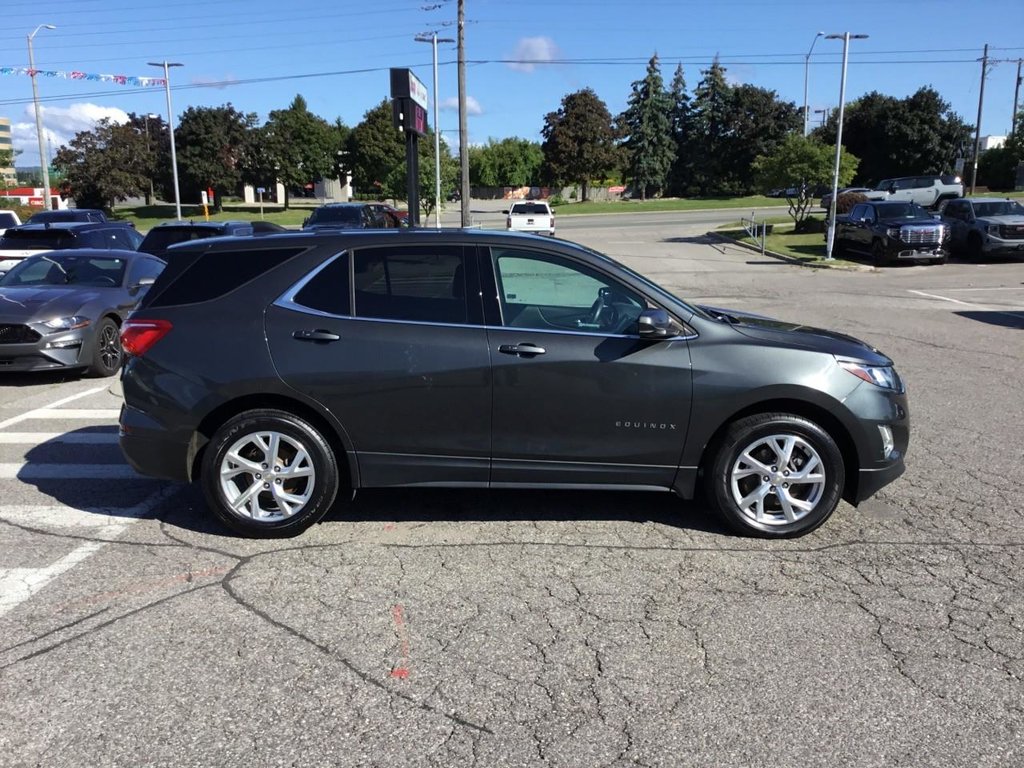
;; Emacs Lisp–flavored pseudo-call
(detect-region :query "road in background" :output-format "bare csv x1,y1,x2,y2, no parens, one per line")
0,222,1021,766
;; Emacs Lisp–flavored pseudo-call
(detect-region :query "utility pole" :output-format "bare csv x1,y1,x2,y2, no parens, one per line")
1013,59,1022,136
970,44,989,195
457,0,470,226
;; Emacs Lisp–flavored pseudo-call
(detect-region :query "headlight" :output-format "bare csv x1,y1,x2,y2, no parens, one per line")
987,224,1000,236
886,226,900,239
838,360,902,391
42,316,91,332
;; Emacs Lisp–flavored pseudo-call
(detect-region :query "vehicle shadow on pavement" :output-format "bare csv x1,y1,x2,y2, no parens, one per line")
127,483,733,538
954,310,1024,329
661,234,723,245
0,370,87,388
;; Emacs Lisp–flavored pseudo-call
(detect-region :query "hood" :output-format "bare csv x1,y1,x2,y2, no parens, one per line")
698,305,892,365
977,215,1024,226
888,217,942,228
0,286,99,323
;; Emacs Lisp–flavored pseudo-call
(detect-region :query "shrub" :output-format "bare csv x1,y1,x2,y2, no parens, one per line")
795,215,826,234
0,199,35,223
835,191,868,214
548,194,566,207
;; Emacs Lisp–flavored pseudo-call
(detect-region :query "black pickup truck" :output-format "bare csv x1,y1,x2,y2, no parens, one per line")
834,201,947,265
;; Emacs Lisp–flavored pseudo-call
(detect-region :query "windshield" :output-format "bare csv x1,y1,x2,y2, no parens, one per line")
874,179,892,190
139,227,219,253
876,203,930,221
307,207,362,226
973,201,1024,217
510,203,550,215
0,229,77,250
28,210,101,223
0,253,127,287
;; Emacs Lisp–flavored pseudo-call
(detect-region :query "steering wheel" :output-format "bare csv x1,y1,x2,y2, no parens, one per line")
587,287,620,330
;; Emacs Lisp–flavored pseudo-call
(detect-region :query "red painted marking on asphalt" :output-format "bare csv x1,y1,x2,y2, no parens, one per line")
383,523,396,531
390,603,411,680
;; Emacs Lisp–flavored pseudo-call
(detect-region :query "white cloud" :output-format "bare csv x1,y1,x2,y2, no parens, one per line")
508,37,560,73
440,96,483,115
12,102,130,165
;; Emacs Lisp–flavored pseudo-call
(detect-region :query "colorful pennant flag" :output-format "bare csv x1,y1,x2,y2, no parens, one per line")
0,66,165,87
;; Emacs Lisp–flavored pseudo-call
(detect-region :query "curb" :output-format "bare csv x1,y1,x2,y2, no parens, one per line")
707,231,876,272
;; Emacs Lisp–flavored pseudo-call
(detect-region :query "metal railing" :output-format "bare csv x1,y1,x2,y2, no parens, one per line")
741,212,768,256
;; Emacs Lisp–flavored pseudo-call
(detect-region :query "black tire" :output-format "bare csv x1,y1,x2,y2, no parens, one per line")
871,239,890,267
706,413,845,538
86,317,122,377
201,409,340,538
930,255,948,265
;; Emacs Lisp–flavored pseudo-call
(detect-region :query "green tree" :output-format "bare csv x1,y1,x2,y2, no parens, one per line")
812,88,971,185
618,54,675,200
667,63,694,196
384,132,459,221
688,57,732,195
728,84,802,194
175,104,257,211
468,137,543,187
52,118,151,210
261,95,336,208
347,100,404,198
541,88,618,201
753,134,859,226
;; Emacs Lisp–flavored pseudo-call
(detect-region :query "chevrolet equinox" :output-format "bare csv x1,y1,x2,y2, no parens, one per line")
118,229,909,538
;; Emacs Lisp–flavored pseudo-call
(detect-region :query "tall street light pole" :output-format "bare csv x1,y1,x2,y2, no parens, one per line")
803,31,824,136
824,32,868,261
416,32,454,229
457,0,470,226
27,24,56,210
148,61,184,220
143,113,159,205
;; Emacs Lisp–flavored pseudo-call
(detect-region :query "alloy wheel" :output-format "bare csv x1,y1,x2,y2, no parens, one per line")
729,434,826,526
219,431,316,521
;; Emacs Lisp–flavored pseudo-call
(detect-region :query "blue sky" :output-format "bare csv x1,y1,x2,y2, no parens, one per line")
2,0,1023,167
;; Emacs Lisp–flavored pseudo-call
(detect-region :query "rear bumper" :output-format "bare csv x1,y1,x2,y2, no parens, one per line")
118,403,192,481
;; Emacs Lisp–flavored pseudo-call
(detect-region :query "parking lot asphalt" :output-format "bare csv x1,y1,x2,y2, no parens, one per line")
0,221,1022,767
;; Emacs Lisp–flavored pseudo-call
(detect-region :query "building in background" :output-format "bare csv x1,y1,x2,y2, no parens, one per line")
0,118,15,188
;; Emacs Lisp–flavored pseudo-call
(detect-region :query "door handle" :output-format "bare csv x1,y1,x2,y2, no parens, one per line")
498,343,546,356
293,329,341,342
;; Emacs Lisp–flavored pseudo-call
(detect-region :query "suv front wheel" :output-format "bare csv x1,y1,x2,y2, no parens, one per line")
201,409,340,537
707,413,845,538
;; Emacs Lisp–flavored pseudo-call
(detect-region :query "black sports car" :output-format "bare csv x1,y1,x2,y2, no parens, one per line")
0,248,165,376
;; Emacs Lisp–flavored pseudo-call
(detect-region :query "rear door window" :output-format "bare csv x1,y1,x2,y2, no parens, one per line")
353,246,471,325
290,254,351,316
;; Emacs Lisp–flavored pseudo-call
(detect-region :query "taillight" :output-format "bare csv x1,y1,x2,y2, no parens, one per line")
121,318,172,357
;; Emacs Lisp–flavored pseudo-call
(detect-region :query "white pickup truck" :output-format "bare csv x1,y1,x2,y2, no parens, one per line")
0,210,21,237
504,201,555,236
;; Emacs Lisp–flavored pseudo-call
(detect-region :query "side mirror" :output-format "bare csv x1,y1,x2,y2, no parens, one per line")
637,308,680,339
501,209,509,215
887,184,897,194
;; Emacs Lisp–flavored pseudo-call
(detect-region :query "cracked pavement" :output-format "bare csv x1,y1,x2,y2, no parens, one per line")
0,227,1022,767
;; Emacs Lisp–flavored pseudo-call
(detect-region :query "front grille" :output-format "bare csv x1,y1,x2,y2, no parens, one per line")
0,324,41,344
899,226,942,245
999,224,1024,240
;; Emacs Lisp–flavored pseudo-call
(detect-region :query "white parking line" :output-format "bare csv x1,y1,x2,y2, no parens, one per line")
0,486,176,618
0,386,108,430
7,409,121,421
907,289,980,307
0,433,119,445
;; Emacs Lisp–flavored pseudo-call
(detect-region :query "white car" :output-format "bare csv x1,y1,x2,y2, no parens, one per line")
863,175,963,209
0,210,21,238
504,201,555,236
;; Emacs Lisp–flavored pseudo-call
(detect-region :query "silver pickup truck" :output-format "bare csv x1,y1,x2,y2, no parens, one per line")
504,201,556,236
939,197,1024,259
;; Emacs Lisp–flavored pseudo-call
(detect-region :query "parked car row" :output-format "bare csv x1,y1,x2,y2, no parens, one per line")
830,196,1024,265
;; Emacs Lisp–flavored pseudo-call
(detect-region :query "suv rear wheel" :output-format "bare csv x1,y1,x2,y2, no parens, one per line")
706,413,845,538
201,409,339,537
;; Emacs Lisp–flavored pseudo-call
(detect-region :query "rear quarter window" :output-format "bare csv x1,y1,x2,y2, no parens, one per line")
142,247,306,308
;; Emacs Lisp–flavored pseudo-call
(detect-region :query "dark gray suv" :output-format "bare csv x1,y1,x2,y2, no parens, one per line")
118,230,909,538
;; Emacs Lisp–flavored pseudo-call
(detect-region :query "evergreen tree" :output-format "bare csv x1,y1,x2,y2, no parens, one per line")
618,54,675,200
689,56,732,195
667,63,693,196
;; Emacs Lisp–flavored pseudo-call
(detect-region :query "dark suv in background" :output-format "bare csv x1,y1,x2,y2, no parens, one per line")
302,203,393,230
119,230,909,540
834,201,947,265
138,221,256,259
